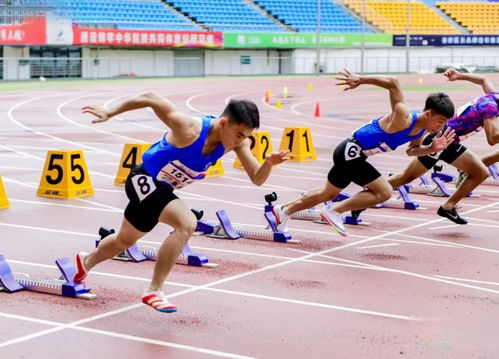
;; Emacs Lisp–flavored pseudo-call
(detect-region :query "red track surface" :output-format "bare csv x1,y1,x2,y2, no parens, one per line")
0,74,498,358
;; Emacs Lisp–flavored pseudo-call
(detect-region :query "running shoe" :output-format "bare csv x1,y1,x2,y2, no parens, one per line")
437,206,468,224
73,251,89,285
272,204,290,232
320,207,348,236
142,291,177,313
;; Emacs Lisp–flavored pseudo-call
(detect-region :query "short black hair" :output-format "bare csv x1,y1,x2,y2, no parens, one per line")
424,92,455,118
221,99,260,129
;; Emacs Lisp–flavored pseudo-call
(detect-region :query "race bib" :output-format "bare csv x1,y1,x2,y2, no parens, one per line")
361,142,392,157
131,174,157,202
456,98,478,116
459,126,482,141
156,160,206,189
344,141,362,161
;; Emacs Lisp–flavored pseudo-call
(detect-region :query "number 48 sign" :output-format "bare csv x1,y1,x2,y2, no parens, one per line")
37,150,94,199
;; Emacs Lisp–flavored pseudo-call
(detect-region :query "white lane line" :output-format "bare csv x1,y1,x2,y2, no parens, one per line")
0,222,95,237
357,243,400,250
9,198,122,213
430,222,499,230
432,275,499,287
391,232,499,254
7,94,119,156
0,312,255,359
288,248,499,295
57,96,146,143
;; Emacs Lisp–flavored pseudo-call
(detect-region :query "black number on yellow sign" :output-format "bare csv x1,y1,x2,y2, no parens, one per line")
45,153,85,185
71,154,85,184
249,135,256,150
285,130,295,152
46,154,63,185
260,135,270,159
302,130,310,152
122,147,138,169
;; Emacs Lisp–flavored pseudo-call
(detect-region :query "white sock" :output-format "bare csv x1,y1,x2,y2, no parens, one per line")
143,288,163,298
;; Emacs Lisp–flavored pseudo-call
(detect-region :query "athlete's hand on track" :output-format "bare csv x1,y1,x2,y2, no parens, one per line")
430,127,456,152
443,68,461,82
82,105,112,124
335,69,361,91
264,149,291,165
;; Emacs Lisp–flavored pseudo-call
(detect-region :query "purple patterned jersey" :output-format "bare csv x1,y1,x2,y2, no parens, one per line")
448,92,498,143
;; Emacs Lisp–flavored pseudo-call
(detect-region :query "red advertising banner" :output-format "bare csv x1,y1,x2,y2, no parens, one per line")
0,17,46,45
73,27,223,48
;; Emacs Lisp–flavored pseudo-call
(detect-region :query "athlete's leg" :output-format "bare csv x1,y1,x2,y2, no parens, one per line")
282,182,342,215
148,199,197,291
481,150,499,167
84,218,145,271
331,176,392,213
443,150,489,211
388,157,431,189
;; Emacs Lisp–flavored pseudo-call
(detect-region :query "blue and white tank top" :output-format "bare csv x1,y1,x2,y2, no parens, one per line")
353,110,425,156
142,115,225,188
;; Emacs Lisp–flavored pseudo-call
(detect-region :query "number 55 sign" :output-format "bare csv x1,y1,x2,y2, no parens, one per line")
37,150,94,199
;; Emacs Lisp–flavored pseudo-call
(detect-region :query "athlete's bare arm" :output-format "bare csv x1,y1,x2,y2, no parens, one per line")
444,68,497,94
405,127,456,156
335,69,410,132
234,140,290,186
82,92,196,142
484,116,499,146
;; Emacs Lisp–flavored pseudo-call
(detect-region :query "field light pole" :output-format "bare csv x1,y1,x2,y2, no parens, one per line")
360,0,366,73
405,0,411,73
316,0,321,75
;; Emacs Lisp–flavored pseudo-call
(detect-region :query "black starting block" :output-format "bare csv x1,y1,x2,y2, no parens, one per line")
0,255,96,299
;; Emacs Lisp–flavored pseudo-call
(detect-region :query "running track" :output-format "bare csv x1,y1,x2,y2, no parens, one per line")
0,74,498,358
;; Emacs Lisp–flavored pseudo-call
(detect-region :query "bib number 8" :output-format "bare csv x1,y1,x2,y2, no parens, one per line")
132,175,156,201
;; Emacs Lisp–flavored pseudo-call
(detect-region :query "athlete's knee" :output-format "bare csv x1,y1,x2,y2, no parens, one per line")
174,213,197,239
376,187,393,203
115,232,139,248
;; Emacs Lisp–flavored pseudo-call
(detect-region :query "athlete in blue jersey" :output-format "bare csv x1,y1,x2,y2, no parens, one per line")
73,93,290,312
273,70,455,236
388,69,499,224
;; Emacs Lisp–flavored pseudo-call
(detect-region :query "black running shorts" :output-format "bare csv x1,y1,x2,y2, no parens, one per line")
124,165,178,232
417,131,468,170
327,138,382,189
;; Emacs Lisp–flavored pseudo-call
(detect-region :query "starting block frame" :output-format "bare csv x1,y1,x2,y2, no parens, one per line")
483,164,499,185
196,209,299,244
404,175,434,194
0,255,96,299
97,227,218,268
376,186,420,210
428,172,477,197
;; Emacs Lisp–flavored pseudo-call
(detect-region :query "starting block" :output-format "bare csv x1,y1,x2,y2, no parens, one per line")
483,164,499,185
404,175,434,194
265,192,364,226
0,255,96,299
377,186,420,210
428,172,476,197
97,225,218,269
196,207,298,244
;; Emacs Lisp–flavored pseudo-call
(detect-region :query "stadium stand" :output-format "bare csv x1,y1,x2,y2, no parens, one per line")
49,0,200,31
165,0,285,32
436,1,499,34
346,0,460,34
253,0,371,33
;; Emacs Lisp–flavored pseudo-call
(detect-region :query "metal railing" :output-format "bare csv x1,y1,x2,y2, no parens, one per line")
1,54,498,80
